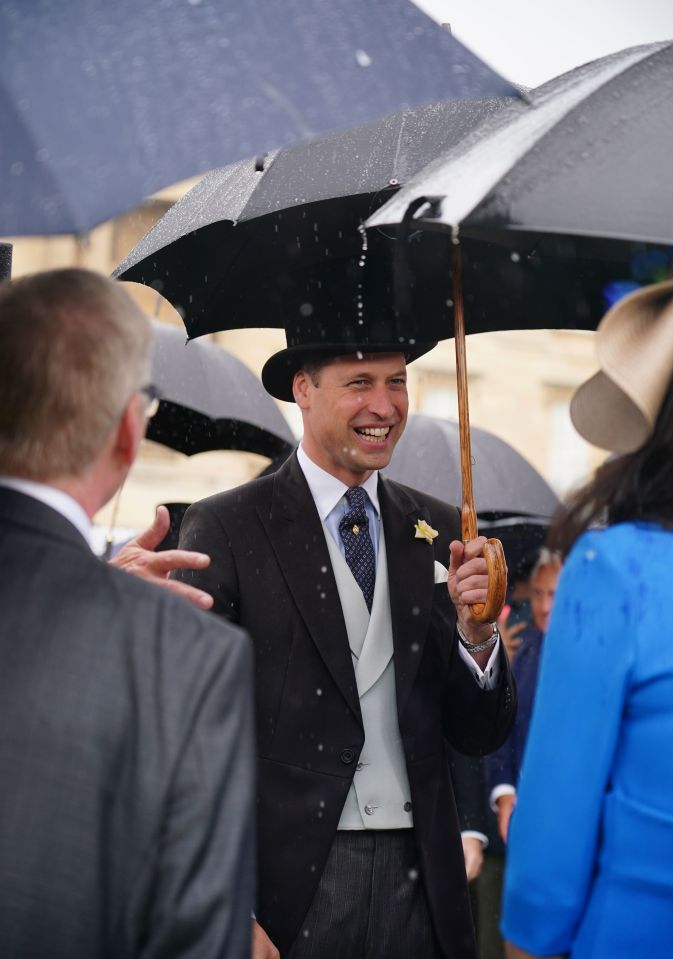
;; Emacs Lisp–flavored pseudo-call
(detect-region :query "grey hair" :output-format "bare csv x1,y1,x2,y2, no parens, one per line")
0,268,151,480
530,546,563,580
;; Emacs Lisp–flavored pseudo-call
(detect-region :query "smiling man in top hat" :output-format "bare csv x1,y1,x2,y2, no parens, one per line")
175,267,517,959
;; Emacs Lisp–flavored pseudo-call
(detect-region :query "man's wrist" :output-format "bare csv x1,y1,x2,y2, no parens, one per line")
456,620,499,653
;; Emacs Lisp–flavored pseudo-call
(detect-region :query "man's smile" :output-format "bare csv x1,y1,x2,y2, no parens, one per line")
353,425,392,443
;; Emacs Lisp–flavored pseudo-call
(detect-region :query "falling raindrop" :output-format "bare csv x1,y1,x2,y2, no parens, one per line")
358,223,369,253
355,49,372,67
510,251,521,263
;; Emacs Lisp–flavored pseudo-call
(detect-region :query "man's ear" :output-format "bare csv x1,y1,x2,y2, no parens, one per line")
293,370,312,409
113,395,145,468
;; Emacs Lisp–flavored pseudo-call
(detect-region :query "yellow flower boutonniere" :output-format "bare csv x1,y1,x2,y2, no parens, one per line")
414,519,438,545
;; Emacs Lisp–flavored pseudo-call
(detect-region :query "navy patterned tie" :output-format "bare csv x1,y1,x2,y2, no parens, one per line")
339,486,376,612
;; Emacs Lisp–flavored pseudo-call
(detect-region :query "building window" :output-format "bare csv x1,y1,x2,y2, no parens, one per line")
418,384,459,420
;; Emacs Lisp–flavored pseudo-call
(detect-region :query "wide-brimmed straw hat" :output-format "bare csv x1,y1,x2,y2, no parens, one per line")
570,278,673,453
261,257,438,402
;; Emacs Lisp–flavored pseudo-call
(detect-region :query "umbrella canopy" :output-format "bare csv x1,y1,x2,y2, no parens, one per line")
385,414,559,520
147,321,295,459
115,96,508,339
0,0,520,237
478,515,551,584
367,41,673,322
0,243,11,282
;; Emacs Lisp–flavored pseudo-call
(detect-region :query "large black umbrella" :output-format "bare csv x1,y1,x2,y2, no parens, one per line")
0,0,520,237
148,321,295,460
367,40,673,309
385,414,559,521
115,97,509,339
367,45,673,621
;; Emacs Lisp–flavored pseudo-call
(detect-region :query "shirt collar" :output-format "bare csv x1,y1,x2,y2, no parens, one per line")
296,445,380,522
0,476,92,548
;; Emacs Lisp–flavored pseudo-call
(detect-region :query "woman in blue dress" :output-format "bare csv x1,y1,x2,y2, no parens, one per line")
502,279,673,959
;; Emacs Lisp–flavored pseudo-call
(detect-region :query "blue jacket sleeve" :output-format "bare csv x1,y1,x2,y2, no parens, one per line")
501,531,636,955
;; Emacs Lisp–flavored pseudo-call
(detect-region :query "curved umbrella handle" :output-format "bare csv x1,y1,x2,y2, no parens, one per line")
470,537,508,623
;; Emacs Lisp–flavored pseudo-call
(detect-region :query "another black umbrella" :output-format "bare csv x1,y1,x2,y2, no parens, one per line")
115,97,509,339
0,243,11,282
385,414,559,520
368,40,673,325
0,0,520,237
478,516,551,585
148,321,295,460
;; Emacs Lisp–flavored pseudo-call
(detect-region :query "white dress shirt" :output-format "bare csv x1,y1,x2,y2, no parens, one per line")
296,446,500,689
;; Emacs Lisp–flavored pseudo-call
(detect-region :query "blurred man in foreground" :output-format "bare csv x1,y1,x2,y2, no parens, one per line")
0,268,255,959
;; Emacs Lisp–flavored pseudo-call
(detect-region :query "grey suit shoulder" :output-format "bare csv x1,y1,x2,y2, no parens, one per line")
0,488,255,958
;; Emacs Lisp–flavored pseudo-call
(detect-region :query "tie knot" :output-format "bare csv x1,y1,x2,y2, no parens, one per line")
345,486,368,512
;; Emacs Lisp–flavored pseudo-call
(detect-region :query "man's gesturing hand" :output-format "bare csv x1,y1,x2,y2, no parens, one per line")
252,920,280,959
110,505,214,610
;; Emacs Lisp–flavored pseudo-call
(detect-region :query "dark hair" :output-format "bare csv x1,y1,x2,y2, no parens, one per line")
549,373,673,556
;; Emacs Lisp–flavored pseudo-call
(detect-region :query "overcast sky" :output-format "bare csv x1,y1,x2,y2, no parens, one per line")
412,0,673,87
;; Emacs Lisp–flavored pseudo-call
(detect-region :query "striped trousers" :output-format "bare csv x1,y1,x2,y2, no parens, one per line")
286,829,443,959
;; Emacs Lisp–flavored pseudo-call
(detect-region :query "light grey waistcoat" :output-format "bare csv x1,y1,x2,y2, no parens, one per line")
323,523,414,830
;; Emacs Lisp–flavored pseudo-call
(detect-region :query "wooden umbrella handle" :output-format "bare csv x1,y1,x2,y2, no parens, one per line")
453,240,507,623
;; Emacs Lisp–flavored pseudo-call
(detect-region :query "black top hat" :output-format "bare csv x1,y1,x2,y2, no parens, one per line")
262,255,439,401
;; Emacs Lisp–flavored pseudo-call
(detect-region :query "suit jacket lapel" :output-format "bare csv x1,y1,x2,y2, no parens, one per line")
257,455,361,724
379,477,436,719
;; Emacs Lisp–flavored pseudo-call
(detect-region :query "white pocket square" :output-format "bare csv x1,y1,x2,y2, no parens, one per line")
434,561,449,584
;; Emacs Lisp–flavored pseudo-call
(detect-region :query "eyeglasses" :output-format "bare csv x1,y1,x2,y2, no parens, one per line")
139,383,162,419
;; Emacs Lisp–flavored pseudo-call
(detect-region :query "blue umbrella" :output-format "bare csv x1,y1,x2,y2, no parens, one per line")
0,0,520,236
